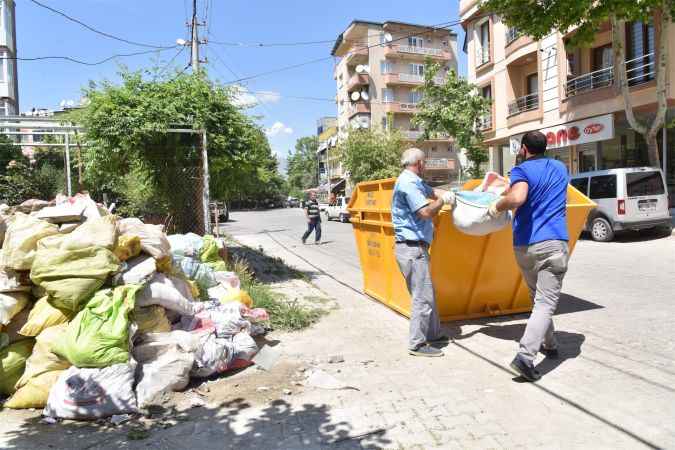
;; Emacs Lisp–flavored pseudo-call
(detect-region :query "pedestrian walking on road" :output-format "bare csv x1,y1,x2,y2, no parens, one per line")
489,131,570,381
392,148,454,357
301,191,322,245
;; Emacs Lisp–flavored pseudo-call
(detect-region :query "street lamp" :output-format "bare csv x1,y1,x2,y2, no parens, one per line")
176,38,188,46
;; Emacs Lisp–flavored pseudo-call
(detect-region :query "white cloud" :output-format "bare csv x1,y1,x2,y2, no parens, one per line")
265,121,293,137
232,85,281,108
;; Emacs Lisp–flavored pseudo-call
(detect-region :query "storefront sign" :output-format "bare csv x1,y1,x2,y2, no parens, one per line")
509,114,614,155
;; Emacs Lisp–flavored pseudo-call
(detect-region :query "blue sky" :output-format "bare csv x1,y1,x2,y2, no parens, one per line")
16,0,466,158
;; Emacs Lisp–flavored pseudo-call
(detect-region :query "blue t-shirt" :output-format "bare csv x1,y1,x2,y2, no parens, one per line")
392,170,434,244
510,157,569,246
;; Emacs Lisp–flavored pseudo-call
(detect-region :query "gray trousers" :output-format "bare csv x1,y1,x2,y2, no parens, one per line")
514,240,569,362
395,243,441,350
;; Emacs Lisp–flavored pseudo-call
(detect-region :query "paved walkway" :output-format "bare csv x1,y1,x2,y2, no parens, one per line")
2,209,673,449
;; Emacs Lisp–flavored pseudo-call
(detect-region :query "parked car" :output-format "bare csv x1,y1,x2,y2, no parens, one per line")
209,201,229,223
570,167,672,242
324,196,351,223
286,197,300,208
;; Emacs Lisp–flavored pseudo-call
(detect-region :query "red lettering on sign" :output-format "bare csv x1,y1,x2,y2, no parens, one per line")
546,132,556,145
556,129,568,145
568,126,580,140
584,123,604,135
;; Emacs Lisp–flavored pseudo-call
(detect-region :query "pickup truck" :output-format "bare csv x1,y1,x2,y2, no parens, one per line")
324,196,351,223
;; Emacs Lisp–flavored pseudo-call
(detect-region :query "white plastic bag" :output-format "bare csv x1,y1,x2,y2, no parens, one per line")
118,218,171,260
191,332,234,378
112,255,157,286
133,331,198,407
449,191,511,236
0,268,30,293
0,292,29,326
43,362,138,419
232,332,258,361
137,273,201,316
61,215,118,251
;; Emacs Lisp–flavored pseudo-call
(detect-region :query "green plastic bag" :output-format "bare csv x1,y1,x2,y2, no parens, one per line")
52,285,140,368
200,235,227,272
30,245,120,313
0,338,35,395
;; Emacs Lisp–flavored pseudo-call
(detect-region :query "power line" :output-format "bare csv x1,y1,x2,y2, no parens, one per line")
221,18,469,85
2,47,178,66
155,46,187,79
209,38,337,48
27,0,175,49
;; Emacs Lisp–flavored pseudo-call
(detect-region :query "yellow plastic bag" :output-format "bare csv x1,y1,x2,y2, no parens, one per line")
114,235,142,262
16,324,70,388
133,305,171,334
187,280,200,299
30,245,121,312
61,215,118,251
155,255,173,273
0,213,59,270
200,235,228,272
219,288,253,308
5,370,64,409
19,296,72,337
0,338,35,395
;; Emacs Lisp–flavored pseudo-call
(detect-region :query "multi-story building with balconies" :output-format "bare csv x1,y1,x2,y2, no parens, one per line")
460,1,675,203
331,20,460,189
0,0,18,116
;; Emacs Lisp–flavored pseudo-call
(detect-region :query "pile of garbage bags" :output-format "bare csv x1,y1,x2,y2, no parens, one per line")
447,171,512,236
0,195,269,419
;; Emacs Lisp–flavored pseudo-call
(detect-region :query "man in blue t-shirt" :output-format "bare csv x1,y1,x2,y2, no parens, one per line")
490,131,570,381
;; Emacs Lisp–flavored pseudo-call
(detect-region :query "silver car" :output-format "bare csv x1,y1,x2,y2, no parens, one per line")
570,167,672,242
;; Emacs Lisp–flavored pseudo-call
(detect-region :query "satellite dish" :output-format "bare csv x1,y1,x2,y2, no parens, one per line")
67,100,75,107
360,91,369,101
355,65,365,73
350,91,361,101
363,65,370,73
384,33,393,43
59,100,66,107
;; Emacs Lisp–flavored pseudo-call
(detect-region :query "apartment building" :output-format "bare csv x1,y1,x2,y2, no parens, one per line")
0,0,18,116
331,20,459,188
460,1,675,202
315,116,339,195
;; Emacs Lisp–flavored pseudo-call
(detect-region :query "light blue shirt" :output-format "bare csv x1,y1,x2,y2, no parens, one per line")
392,169,434,244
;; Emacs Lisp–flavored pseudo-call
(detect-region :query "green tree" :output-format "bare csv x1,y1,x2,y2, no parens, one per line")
286,135,319,195
338,128,404,184
484,0,673,168
413,61,491,178
0,135,22,176
67,68,284,223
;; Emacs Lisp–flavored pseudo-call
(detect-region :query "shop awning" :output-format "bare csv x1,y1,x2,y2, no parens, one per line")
331,178,346,193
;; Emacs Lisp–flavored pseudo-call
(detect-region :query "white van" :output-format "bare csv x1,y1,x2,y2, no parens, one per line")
570,167,672,242
325,196,351,223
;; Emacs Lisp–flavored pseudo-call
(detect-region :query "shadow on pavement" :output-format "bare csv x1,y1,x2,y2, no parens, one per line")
580,225,673,243
1,398,392,450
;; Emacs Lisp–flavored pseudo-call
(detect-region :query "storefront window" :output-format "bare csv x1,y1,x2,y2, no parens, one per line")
598,122,649,170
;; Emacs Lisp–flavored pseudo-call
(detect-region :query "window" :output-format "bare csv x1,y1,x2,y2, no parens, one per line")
589,175,617,199
408,90,422,104
382,88,394,103
409,63,424,76
566,50,577,78
592,45,613,71
570,178,589,196
379,32,386,45
380,60,393,74
526,73,538,95
381,117,388,130
626,172,665,197
475,20,491,66
481,85,492,100
0,101,8,116
626,21,655,85
0,52,5,82
408,36,424,47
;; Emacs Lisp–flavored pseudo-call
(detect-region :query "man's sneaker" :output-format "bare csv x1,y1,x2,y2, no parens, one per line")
510,354,541,382
429,335,452,344
315,241,321,245
301,238,307,245
409,344,444,357
540,346,559,359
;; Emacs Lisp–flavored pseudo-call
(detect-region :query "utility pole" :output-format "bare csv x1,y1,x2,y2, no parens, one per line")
191,0,200,72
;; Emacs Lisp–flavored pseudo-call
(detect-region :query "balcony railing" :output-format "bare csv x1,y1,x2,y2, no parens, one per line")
566,66,614,97
425,158,450,170
565,52,655,98
477,111,493,130
507,93,539,117
398,73,424,83
626,52,655,87
505,28,520,46
403,130,424,140
397,45,445,57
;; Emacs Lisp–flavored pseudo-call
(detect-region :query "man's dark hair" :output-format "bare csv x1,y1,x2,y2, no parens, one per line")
521,131,547,154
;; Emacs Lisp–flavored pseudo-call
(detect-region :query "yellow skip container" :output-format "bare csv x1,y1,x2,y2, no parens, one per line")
347,178,595,322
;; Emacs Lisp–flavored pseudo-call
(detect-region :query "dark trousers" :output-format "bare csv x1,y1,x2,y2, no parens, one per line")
302,218,322,242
